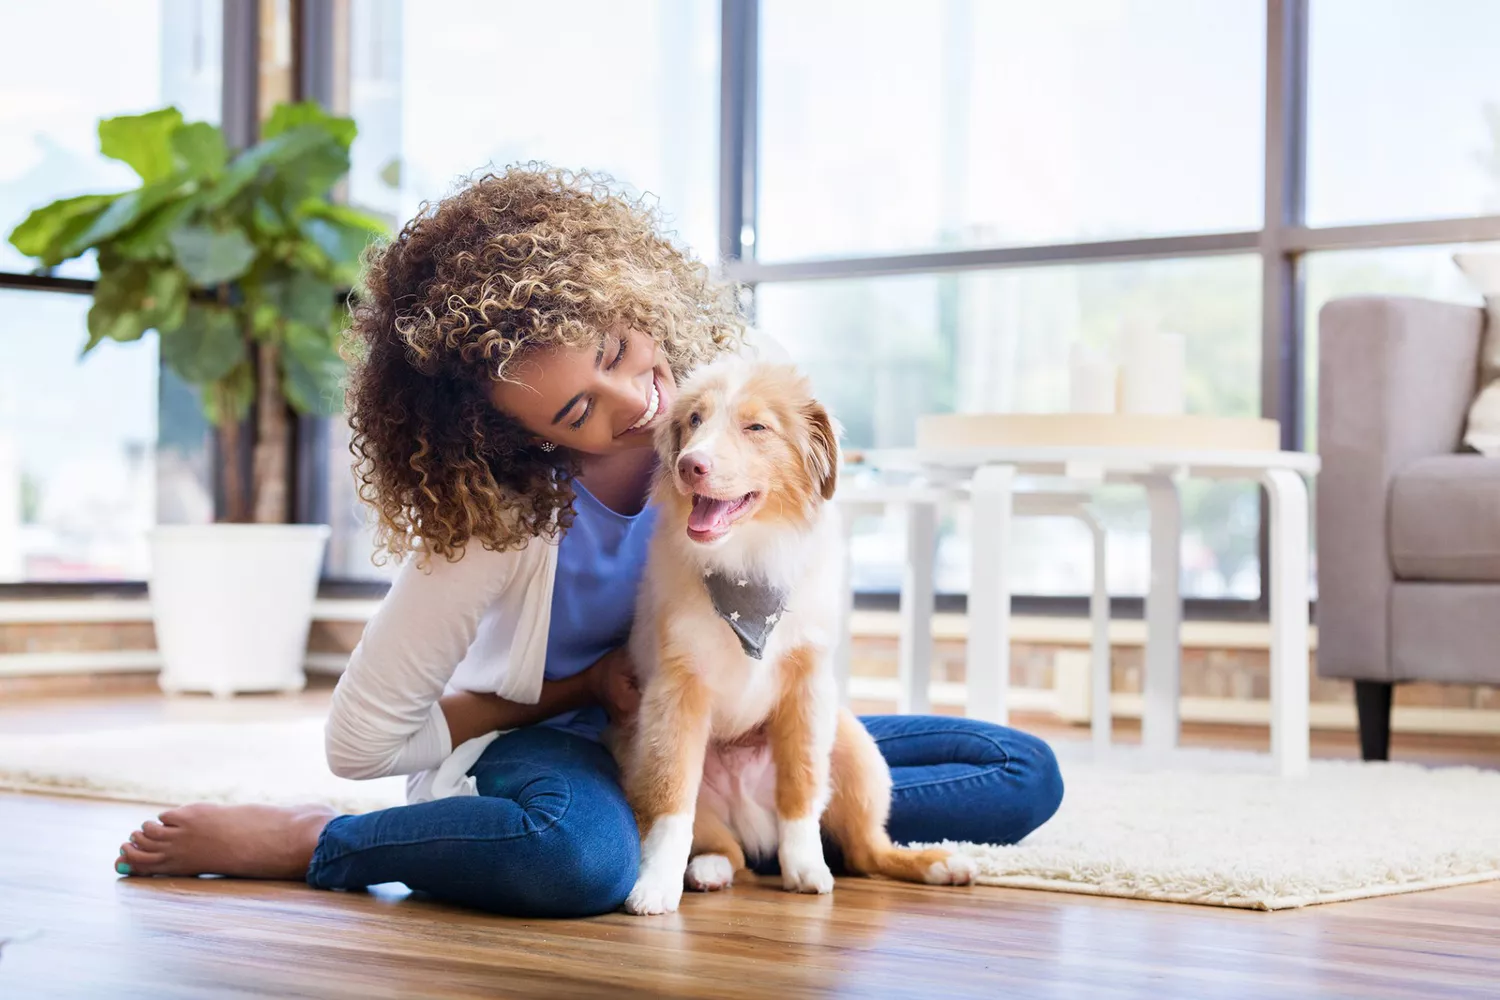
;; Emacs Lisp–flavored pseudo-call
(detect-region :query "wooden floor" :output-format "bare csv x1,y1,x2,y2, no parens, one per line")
3,690,1500,999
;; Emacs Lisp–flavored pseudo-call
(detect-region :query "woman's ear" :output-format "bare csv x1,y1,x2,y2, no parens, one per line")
800,400,840,501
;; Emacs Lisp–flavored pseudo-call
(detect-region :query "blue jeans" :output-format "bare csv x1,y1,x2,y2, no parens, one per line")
305,715,1064,917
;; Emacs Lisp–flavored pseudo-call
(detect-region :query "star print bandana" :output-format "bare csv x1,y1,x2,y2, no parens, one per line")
702,570,789,660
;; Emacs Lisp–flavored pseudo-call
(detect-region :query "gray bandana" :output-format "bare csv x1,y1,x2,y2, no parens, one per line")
703,570,789,660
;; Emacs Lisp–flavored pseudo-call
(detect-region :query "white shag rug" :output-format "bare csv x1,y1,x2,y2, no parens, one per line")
4,718,1498,910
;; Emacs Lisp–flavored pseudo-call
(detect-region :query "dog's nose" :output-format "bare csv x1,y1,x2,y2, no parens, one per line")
678,451,713,482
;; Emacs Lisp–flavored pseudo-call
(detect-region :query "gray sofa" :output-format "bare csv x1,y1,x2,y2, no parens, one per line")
1317,295,1500,760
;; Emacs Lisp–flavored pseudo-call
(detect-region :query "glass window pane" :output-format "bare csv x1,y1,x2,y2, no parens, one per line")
345,0,720,260
324,417,398,583
0,290,162,581
757,255,1263,599
1307,0,1500,227
0,1,222,276
757,0,1265,262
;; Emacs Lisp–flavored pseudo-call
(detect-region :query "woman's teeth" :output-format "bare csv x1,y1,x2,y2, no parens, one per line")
628,379,660,432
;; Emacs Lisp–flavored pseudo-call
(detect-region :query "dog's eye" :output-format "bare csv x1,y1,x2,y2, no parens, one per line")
746,423,767,432
689,412,701,428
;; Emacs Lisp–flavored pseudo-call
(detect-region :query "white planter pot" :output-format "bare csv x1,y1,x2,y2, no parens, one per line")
149,524,331,697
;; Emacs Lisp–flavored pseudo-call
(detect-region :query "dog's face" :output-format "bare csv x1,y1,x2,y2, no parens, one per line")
656,361,838,545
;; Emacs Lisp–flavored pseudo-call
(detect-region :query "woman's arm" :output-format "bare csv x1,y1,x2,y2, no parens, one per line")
324,545,527,780
440,646,640,745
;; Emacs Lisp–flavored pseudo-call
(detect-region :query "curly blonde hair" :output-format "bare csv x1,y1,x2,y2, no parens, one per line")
345,166,744,564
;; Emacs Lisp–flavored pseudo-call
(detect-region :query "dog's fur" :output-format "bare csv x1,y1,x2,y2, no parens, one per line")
616,360,974,915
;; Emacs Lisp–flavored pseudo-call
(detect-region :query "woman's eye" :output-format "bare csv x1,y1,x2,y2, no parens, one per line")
570,401,592,430
689,412,701,428
608,337,628,369
746,423,767,432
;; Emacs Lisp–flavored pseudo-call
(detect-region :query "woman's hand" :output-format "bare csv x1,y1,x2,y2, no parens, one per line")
588,647,641,724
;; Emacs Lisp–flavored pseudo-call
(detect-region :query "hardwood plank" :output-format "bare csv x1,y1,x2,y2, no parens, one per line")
3,792,1499,999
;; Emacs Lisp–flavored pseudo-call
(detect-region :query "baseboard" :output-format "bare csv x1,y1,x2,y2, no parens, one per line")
845,677,1500,737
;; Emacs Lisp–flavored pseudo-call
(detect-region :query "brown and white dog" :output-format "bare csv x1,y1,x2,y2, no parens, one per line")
617,359,975,916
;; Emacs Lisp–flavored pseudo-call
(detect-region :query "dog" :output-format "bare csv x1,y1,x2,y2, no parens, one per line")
617,359,975,916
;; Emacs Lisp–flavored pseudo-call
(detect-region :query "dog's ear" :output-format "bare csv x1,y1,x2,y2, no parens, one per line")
800,400,840,501
654,394,688,465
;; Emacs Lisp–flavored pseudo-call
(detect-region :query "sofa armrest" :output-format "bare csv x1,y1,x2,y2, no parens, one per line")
1316,295,1484,681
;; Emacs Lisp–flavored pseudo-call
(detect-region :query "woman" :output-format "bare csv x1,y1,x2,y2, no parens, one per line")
115,168,1063,917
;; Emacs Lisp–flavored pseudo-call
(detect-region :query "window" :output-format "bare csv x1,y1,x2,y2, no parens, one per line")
0,292,160,581
1307,0,1500,227
345,0,720,258
0,1,220,582
759,254,1263,598
0,0,222,276
757,0,1265,261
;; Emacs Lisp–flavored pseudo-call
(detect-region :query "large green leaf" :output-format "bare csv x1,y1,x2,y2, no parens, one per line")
282,321,345,415
141,267,190,332
261,267,337,329
84,263,191,352
264,132,350,207
168,224,258,285
98,108,184,184
161,304,247,384
67,180,185,254
7,193,117,266
263,101,358,150
86,265,150,349
298,201,385,276
170,121,228,178
207,127,338,210
112,196,198,260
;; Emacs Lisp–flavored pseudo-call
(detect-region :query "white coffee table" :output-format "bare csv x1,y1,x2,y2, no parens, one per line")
857,442,1320,777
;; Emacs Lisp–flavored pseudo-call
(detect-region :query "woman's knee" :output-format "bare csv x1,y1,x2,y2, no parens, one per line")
1007,730,1064,834
500,778,640,918
936,723,1065,841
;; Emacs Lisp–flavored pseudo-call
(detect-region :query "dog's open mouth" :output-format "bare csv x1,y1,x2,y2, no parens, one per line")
687,492,759,543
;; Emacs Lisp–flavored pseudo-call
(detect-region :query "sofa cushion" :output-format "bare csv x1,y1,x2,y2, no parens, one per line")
1390,454,1500,580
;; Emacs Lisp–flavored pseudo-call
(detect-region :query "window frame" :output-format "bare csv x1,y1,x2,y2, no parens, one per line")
5,0,1500,611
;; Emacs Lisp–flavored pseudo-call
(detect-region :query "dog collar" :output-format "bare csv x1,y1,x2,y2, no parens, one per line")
702,570,789,660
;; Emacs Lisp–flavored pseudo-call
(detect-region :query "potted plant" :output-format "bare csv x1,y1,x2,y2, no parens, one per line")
8,102,385,696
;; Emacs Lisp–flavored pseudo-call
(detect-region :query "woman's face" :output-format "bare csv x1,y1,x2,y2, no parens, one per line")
489,326,676,456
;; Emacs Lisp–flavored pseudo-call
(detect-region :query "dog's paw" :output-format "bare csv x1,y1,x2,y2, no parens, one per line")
923,852,977,886
685,853,735,892
624,871,684,915
781,858,835,895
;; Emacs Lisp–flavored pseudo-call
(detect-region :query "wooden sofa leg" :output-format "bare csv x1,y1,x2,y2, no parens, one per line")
1354,681,1393,761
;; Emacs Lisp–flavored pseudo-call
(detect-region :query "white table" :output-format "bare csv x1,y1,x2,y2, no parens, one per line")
856,445,1320,777
836,480,1110,741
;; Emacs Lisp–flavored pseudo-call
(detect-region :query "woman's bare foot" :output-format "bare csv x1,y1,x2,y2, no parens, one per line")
116,803,336,880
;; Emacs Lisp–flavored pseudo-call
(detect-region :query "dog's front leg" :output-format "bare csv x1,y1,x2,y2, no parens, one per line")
767,645,838,894
623,661,711,916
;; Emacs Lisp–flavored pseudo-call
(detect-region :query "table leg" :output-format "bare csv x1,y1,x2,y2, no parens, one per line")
967,464,1015,724
898,499,937,714
834,502,860,707
1262,468,1311,778
1142,474,1182,759
1081,508,1112,753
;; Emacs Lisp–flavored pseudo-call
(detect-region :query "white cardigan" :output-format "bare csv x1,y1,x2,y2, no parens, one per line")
324,539,560,803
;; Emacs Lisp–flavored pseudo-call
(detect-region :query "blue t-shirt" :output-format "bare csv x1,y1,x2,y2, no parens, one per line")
539,480,658,741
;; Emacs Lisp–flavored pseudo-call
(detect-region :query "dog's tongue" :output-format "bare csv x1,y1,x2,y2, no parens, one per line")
689,495,735,533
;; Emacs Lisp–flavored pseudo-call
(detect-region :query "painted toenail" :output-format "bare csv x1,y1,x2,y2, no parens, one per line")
116,861,131,875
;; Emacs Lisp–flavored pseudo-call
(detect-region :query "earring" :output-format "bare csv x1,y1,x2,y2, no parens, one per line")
539,441,556,452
